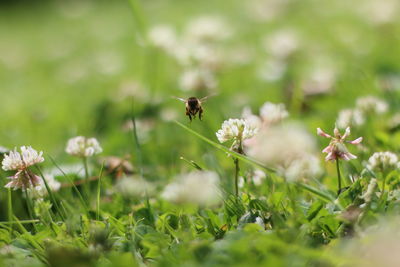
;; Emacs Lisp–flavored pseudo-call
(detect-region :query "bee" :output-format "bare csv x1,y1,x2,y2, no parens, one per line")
173,94,216,122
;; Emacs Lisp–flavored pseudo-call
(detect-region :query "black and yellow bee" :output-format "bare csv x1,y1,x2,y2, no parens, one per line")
174,95,216,122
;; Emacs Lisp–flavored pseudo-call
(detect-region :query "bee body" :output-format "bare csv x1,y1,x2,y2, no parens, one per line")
173,94,216,122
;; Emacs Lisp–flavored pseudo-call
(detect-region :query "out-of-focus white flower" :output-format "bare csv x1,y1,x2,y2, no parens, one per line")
247,0,289,22
360,178,377,203
115,176,154,198
342,217,400,267
2,146,44,190
280,154,321,182
28,174,61,199
301,67,336,96
47,163,86,179
259,102,289,125
251,169,267,186
184,16,231,44
179,68,217,91
360,0,399,25
242,107,262,129
317,126,362,161
0,146,9,154
356,96,388,114
263,29,299,59
161,171,221,206
246,123,319,181
389,113,400,129
336,108,365,129
148,25,177,52
66,136,102,157
216,119,258,147
367,152,399,171
257,59,287,82
116,80,149,102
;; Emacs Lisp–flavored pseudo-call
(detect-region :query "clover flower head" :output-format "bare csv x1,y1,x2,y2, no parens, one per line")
66,136,102,157
179,68,217,91
28,174,61,199
360,178,377,203
317,126,362,161
216,119,257,145
336,108,365,129
356,96,388,114
259,102,289,125
161,171,221,206
2,146,44,171
2,146,45,191
184,16,231,43
148,24,177,52
367,152,399,171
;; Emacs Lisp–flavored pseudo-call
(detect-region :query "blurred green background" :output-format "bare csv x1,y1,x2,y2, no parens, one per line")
1,0,399,160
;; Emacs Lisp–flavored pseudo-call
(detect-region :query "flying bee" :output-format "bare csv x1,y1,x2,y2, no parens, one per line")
173,94,216,122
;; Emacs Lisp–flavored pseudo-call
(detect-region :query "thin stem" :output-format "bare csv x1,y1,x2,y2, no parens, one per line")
7,188,13,235
83,157,90,198
96,163,104,221
336,159,342,196
24,190,37,232
380,169,387,200
234,158,240,197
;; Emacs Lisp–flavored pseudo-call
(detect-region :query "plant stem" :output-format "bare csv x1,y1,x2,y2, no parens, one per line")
380,169,387,200
336,159,342,196
234,158,240,197
96,163,104,221
83,157,90,198
7,188,13,234
24,190,37,232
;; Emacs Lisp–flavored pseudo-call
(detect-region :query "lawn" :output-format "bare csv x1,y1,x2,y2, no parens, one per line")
1,0,400,266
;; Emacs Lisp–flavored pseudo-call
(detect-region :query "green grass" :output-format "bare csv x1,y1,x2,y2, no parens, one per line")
1,0,400,266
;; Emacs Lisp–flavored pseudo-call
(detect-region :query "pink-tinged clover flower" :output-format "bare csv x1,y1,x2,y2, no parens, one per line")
2,146,44,190
317,126,362,161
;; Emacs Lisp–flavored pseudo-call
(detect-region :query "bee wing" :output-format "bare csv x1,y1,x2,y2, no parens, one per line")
200,93,218,103
172,96,187,103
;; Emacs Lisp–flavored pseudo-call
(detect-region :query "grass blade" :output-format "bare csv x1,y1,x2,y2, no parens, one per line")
174,120,276,173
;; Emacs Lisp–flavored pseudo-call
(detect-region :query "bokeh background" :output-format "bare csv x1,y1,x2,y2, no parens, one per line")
1,0,400,166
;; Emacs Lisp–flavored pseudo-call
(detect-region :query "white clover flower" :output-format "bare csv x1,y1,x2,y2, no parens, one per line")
66,136,102,157
241,107,262,130
257,59,287,82
115,176,154,198
356,96,388,114
184,16,231,44
252,169,267,185
280,154,322,182
259,102,289,125
263,29,299,59
28,173,61,199
216,119,257,145
2,146,44,171
0,146,9,154
2,146,44,190
360,0,399,25
317,126,362,161
389,113,400,129
179,68,217,91
367,152,399,172
161,171,221,206
301,67,336,96
246,123,319,179
360,178,377,203
336,108,365,129
147,25,177,52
